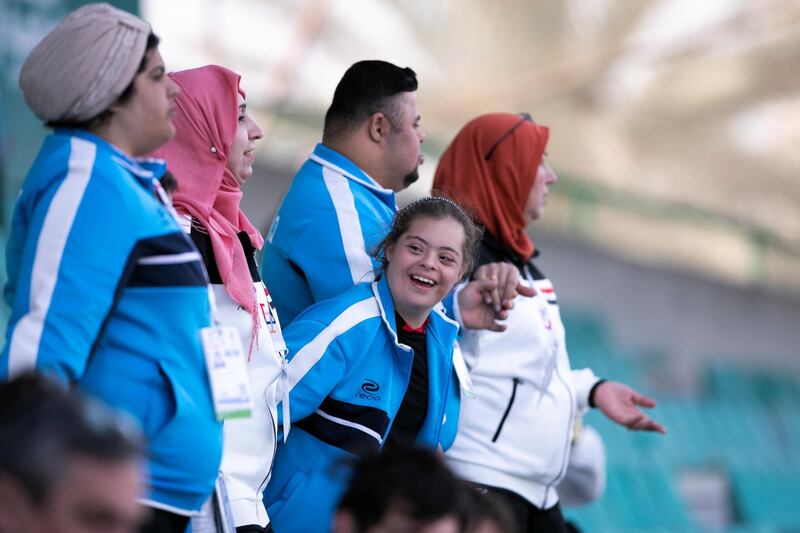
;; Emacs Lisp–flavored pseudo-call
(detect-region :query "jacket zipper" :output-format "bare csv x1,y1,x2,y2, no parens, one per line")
541,364,574,508
256,401,279,510
492,378,521,442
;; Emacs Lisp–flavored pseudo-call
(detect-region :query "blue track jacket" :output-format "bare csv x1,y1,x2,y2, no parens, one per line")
264,276,462,533
1,130,221,514
261,144,395,327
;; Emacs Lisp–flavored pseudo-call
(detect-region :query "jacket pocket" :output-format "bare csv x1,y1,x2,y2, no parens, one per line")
265,469,309,522
492,378,521,442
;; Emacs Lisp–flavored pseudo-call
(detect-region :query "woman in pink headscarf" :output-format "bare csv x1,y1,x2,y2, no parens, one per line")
154,65,283,533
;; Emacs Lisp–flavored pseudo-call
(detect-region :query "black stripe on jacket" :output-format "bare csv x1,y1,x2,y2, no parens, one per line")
295,397,390,456
127,232,207,287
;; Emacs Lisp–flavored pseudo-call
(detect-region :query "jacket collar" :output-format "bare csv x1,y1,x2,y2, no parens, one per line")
371,275,459,353
476,232,541,277
371,275,404,350
59,129,166,186
309,143,396,209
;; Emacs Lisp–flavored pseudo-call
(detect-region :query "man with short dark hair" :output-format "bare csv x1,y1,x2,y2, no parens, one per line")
0,373,145,533
262,60,425,327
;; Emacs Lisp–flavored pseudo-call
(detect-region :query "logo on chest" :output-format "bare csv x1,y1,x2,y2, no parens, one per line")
355,379,381,401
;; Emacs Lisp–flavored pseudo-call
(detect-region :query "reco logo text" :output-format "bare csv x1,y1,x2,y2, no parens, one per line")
356,379,381,401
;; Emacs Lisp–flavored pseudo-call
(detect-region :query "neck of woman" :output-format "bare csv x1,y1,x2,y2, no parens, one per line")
394,305,429,330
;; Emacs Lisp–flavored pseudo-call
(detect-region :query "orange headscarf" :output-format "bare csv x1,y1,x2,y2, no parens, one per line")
433,113,549,260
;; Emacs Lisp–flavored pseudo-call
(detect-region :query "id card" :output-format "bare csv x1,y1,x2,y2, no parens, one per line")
200,326,254,420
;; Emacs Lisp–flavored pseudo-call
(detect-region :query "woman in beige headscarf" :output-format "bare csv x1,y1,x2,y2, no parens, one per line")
2,4,222,532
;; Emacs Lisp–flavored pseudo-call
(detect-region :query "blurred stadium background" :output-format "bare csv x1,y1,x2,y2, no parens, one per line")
2,1,799,530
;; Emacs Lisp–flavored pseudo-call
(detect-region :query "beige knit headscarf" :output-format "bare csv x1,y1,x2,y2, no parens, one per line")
19,3,152,123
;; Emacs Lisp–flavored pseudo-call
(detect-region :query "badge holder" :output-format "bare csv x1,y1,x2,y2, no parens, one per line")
200,282,255,421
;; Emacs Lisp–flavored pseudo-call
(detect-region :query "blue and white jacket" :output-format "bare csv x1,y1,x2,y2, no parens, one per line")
263,275,462,533
1,130,222,515
261,143,395,327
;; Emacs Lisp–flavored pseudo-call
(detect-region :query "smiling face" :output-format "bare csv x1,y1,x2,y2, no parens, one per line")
384,216,466,327
226,93,264,185
524,156,557,223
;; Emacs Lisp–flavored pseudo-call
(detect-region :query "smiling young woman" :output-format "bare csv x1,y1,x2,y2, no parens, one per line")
263,197,482,533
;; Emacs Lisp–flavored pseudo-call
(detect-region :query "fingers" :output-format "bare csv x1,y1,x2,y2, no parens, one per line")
473,264,503,312
471,278,499,297
629,415,667,434
474,262,526,313
484,322,508,333
631,392,657,408
498,266,518,308
517,284,537,298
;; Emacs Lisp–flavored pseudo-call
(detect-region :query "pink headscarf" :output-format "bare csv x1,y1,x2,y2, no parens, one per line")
153,65,264,324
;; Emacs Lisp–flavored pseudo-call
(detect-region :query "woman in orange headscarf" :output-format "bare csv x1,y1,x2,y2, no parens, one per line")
434,114,665,533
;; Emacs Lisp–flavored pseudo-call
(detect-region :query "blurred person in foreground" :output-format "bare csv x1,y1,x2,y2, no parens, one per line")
0,372,145,533
0,4,221,531
332,448,468,533
434,113,666,533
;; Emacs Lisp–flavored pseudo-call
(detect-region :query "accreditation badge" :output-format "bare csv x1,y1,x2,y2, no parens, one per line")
200,325,254,420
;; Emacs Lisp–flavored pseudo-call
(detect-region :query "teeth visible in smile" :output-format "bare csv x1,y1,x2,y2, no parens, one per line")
410,274,435,286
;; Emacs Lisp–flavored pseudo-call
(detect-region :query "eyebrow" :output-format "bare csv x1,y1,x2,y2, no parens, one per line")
239,104,247,114
405,234,461,256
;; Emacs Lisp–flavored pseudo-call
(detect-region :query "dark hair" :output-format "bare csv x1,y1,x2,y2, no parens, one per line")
46,33,160,131
372,196,483,279
159,170,178,196
464,488,516,533
337,448,470,531
0,373,143,504
323,60,418,141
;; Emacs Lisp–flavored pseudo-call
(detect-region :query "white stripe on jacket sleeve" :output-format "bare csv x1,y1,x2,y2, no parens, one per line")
8,138,96,377
287,297,380,391
322,167,376,285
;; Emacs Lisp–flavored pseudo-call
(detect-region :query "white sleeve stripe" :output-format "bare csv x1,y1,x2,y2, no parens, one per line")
287,298,380,391
8,138,96,378
314,408,384,444
137,251,202,265
322,167,376,284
